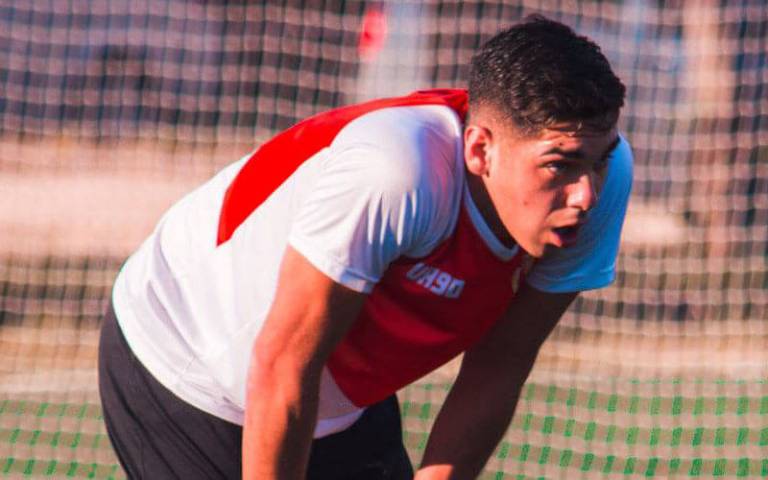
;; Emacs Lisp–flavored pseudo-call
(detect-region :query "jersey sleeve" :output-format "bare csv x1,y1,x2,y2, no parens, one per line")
287,143,451,294
525,135,634,293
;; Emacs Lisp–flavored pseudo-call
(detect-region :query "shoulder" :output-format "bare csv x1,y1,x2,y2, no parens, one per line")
333,104,464,149
326,104,465,199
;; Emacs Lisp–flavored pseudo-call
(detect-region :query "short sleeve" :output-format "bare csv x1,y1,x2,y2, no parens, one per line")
526,135,634,293
287,144,440,294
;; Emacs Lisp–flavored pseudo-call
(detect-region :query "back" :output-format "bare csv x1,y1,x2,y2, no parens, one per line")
111,101,466,432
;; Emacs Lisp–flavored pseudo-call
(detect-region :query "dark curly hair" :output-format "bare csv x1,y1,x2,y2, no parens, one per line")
468,15,626,134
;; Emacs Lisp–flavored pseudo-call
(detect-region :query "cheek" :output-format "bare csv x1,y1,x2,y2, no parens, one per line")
522,190,561,219
512,191,545,218
503,176,532,207
510,169,549,209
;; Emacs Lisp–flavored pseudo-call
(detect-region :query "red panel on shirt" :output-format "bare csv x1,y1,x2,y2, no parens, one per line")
217,89,468,245
326,206,532,407
216,88,524,410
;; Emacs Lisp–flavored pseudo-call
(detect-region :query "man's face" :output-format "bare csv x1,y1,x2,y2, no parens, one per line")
464,119,619,258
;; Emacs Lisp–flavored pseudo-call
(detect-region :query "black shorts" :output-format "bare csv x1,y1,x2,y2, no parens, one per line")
98,304,414,479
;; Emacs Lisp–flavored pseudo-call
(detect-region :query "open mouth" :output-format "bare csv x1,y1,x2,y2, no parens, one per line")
553,225,580,244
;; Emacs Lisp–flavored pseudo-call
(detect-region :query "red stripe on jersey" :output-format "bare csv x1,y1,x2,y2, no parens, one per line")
326,206,533,407
216,89,468,245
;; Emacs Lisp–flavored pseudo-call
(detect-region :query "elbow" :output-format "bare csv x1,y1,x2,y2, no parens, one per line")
247,345,280,395
247,340,291,394
246,338,322,404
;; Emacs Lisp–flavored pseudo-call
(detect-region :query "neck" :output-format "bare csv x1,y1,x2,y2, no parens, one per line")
465,170,516,248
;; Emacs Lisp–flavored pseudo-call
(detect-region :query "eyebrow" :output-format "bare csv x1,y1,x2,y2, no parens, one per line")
543,136,621,161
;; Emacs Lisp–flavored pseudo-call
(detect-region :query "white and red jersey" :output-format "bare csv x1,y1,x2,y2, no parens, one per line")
112,90,633,437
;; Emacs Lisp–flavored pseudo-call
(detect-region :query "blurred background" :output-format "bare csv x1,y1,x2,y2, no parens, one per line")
1,0,766,478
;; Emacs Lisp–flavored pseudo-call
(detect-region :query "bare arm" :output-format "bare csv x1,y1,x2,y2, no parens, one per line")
242,246,366,480
415,283,577,480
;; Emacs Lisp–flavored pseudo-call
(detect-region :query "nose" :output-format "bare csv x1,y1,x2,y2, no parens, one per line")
566,172,598,211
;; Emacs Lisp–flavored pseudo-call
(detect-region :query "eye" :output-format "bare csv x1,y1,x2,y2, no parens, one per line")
545,161,571,175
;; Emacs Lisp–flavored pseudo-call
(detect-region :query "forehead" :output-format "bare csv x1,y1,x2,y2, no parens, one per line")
540,119,616,138
532,121,618,150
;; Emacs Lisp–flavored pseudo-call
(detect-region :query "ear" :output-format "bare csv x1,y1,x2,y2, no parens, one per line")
463,124,493,176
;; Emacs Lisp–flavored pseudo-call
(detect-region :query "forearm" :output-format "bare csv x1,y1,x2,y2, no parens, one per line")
417,286,575,479
239,246,367,479
415,372,525,480
242,356,321,479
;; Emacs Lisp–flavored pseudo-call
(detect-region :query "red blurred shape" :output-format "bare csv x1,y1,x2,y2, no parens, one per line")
358,6,388,61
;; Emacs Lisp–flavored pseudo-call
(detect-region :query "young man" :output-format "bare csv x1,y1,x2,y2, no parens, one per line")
99,15,631,480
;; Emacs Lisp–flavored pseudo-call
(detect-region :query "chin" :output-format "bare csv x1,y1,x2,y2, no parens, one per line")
520,243,546,258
